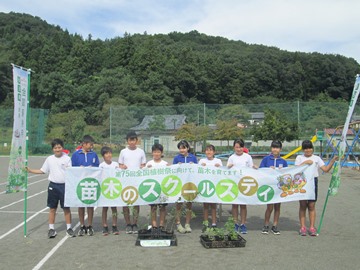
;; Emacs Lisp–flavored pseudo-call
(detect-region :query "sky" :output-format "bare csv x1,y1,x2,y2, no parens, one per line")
1,0,360,64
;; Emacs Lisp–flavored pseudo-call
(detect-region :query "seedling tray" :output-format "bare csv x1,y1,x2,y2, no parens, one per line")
200,235,246,248
136,229,177,247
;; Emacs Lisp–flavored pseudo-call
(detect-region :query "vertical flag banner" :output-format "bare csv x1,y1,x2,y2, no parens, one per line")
6,65,31,193
318,74,360,234
329,74,360,196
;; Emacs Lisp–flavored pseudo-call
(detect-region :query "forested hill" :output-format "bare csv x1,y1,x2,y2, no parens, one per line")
0,12,359,125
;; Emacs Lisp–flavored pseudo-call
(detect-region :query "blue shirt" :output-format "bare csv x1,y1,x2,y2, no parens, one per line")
71,149,100,167
259,154,288,168
173,153,198,164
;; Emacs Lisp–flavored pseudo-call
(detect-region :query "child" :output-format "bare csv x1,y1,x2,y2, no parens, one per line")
227,138,254,234
99,146,119,236
295,140,338,236
259,140,288,235
71,135,100,236
26,138,75,238
118,131,146,234
145,143,169,230
199,144,222,232
173,140,198,233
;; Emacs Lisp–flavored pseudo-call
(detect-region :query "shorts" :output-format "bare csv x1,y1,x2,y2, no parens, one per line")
47,182,66,209
308,177,318,202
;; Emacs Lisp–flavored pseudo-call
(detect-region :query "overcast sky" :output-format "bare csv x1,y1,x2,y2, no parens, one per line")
1,0,360,64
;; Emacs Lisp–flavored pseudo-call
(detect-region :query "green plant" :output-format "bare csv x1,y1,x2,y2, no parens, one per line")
202,217,239,241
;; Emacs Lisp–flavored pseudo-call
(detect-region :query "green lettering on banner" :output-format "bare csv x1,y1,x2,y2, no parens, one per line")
77,178,101,204
139,179,161,202
257,185,274,203
161,175,182,196
216,179,238,202
101,177,122,199
198,180,215,198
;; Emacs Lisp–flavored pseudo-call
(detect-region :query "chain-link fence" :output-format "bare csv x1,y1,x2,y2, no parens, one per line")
1,102,359,157
0,108,49,155
109,102,360,155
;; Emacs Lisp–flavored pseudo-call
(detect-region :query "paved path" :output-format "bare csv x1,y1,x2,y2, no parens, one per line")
0,156,359,270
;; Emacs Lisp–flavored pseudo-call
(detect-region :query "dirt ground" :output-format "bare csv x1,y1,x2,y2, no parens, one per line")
0,156,359,270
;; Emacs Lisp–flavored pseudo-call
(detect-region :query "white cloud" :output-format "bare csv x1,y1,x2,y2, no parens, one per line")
192,0,360,61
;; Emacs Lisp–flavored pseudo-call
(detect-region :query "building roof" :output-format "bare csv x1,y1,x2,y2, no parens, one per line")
131,115,186,131
324,128,355,135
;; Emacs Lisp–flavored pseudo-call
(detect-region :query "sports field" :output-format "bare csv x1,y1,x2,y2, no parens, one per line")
0,156,359,270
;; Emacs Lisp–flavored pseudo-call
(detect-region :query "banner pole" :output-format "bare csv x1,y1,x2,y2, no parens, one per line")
24,70,31,237
318,75,359,234
318,174,333,234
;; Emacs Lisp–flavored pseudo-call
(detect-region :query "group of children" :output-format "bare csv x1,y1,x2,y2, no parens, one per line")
26,131,337,239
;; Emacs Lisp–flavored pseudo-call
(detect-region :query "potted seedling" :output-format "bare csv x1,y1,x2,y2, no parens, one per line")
200,217,247,248
136,196,177,247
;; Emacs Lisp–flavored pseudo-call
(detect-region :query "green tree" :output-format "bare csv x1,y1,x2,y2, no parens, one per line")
46,110,86,144
252,109,299,142
175,123,211,152
214,119,243,147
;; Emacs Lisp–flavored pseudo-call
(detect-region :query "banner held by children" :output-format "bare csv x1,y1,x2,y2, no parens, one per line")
65,164,316,207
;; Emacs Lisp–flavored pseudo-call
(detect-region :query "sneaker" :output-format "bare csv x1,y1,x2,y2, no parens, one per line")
234,223,240,233
211,224,217,229
48,229,57,238
176,223,186,234
66,228,76,238
159,226,165,232
112,226,119,235
299,226,307,236
132,224,138,234
78,225,87,236
240,224,248,234
309,227,318,237
87,225,94,236
262,225,269,234
102,226,109,236
271,226,280,235
125,224,133,234
184,224,192,233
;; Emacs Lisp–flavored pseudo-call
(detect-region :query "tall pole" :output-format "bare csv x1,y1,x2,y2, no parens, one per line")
297,100,300,147
24,69,31,237
203,103,206,125
109,107,112,144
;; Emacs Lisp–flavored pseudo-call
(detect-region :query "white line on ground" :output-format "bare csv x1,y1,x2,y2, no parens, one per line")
0,210,78,214
0,177,48,194
32,208,97,270
0,174,40,185
0,206,49,240
32,220,81,270
0,189,47,210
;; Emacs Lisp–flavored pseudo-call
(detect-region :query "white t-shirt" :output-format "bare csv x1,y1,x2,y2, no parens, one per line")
295,154,325,177
227,153,253,168
118,147,146,169
40,153,72,184
198,157,223,166
100,161,119,169
145,160,168,168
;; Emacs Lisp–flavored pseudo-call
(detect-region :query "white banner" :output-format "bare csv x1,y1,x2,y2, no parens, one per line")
329,74,360,195
65,164,316,207
6,66,30,193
